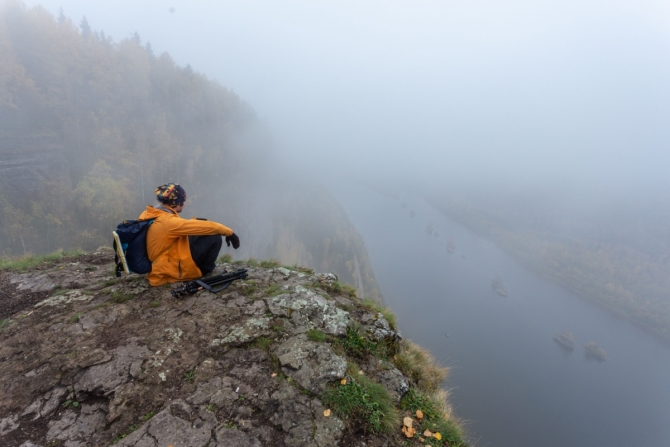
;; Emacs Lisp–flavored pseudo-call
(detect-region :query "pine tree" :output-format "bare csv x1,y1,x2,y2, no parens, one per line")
80,16,91,38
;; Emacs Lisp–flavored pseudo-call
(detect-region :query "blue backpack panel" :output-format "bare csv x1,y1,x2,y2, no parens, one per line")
112,219,154,277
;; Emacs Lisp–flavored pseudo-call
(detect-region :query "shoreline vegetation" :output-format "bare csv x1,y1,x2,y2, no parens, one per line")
425,192,670,344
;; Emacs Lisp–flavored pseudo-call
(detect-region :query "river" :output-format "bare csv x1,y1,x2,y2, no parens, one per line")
328,180,670,447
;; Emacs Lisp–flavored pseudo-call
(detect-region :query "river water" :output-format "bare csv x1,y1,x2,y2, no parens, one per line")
328,181,670,447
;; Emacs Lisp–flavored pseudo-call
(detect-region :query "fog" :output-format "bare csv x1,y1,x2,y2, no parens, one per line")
23,0,670,196
7,2,670,445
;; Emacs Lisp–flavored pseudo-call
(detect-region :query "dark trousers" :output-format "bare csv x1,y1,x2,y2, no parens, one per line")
188,235,222,276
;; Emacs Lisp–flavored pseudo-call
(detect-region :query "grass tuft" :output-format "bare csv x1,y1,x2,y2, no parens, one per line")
0,319,10,330
217,253,233,263
340,324,376,358
306,329,326,342
112,423,140,444
150,301,160,308
321,281,357,298
322,364,397,434
111,291,134,303
401,388,467,447
70,313,81,323
260,259,280,268
183,370,195,383
0,249,84,271
246,258,259,267
264,284,283,297
252,337,274,351
241,280,259,296
393,339,448,392
361,299,397,331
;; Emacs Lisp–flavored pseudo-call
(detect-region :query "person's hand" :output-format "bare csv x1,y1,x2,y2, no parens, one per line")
225,233,240,249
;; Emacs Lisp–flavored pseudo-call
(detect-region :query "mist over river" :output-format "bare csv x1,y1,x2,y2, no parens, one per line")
327,179,670,447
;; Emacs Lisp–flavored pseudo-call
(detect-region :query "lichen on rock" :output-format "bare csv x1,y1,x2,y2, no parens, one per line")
0,251,463,447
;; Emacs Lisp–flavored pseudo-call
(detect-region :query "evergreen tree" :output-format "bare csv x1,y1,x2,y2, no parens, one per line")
80,15,91,38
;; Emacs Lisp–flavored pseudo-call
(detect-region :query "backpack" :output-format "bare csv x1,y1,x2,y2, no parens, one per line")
112,219,155,277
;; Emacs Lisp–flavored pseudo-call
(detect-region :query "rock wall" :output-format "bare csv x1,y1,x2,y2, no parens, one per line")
0,136,71,203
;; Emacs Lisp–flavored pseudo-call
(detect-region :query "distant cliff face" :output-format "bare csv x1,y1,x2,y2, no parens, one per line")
0,251,465,447
0,136,70,203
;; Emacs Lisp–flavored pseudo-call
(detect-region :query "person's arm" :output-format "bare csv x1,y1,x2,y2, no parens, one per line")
166,216,234,237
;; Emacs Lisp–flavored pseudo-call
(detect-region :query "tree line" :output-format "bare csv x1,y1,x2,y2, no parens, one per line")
0,1,265,254
0,2,381,300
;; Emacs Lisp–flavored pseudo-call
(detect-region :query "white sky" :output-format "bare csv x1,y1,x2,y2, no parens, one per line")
20,0,670,194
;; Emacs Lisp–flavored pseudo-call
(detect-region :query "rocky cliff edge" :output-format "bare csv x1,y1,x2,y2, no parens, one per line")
0,250,465,447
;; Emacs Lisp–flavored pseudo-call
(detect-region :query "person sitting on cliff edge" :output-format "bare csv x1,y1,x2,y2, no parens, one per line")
138,183,240,286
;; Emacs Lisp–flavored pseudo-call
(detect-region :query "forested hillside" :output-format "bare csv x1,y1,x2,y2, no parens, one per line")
0,2,380,300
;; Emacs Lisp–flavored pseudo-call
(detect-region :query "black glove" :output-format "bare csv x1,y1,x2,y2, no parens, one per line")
225,233,240,249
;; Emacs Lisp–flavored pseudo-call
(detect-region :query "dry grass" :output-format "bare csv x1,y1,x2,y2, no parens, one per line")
393,339,448,392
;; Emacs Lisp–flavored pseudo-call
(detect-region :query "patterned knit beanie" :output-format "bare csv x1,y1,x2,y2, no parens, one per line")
155,183,187,206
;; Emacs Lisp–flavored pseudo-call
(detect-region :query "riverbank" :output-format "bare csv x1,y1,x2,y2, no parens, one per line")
424,192,670,344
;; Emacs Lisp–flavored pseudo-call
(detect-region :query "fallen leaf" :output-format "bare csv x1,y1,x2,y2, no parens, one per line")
423,429,433,437
404,427,415,438
358,370,364,375
340,378,347,385
271,373,277,377
434,432,442,441
444,412,451,419
401,426,407,435
419,437,425,442
403,416,413,428
416,409,424,419
323,409,331,417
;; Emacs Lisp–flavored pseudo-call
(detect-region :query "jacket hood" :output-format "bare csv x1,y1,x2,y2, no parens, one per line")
139,205,176,220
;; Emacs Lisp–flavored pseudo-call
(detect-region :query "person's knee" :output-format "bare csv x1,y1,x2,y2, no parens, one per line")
211,235,223,249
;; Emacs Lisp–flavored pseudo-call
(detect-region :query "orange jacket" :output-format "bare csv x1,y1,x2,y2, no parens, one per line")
138,205,234,286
